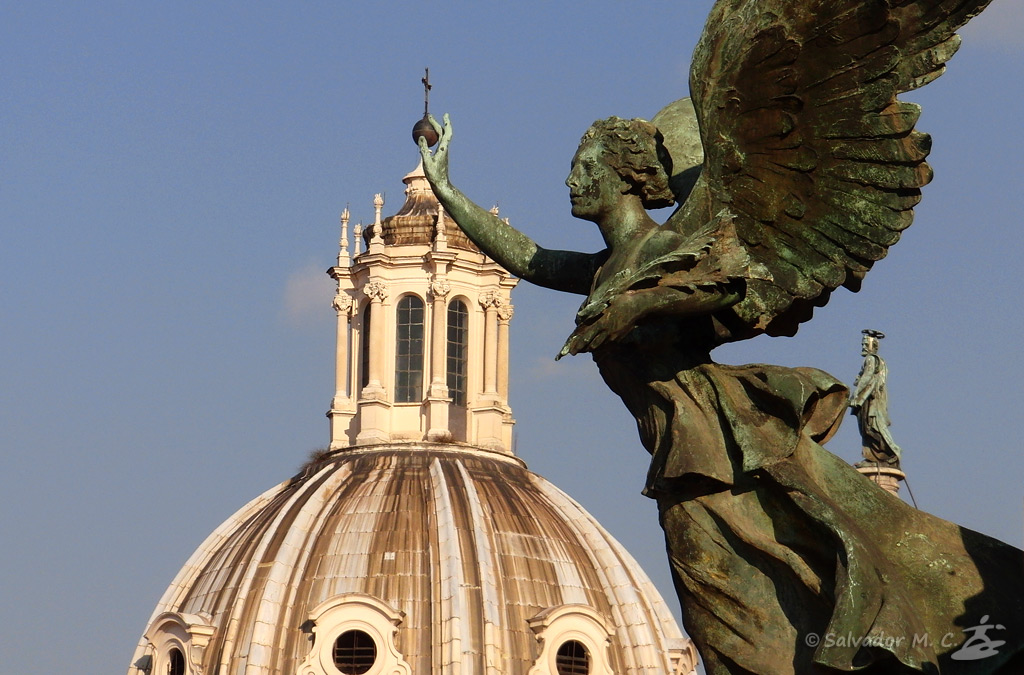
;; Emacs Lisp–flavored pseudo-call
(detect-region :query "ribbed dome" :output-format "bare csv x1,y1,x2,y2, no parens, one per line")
131,444,692,674
366,162,480,251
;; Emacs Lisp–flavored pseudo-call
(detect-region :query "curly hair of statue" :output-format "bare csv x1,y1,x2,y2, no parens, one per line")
580,117,675,209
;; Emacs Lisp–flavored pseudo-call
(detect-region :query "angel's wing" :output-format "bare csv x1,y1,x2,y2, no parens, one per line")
668,0,992,339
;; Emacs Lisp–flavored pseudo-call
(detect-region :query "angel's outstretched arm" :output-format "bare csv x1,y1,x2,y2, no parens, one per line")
419,114,601,296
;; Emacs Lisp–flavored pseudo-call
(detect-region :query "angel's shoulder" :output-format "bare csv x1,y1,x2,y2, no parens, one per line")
643,227,688,253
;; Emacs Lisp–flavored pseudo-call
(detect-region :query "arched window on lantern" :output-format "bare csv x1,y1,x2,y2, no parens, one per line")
395,295,425,402
446,299,469,406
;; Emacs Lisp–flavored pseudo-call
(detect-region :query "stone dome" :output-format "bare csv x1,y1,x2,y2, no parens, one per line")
128,444,696,675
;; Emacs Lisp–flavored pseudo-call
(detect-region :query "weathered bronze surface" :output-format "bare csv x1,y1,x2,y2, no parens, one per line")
419,1,1024,672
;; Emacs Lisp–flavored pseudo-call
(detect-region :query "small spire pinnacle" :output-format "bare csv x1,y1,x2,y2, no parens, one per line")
435,208,447,245
339,206,351,267
371,193,385,244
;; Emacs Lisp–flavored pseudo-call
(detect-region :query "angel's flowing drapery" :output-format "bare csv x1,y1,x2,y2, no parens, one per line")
595,345,1024,673
554,201,1024,673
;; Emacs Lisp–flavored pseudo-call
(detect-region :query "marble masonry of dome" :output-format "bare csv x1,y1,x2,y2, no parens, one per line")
129,445,696,674
126,152,698,675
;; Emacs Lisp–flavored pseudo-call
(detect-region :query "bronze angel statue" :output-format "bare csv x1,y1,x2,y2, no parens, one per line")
420,0,1024,672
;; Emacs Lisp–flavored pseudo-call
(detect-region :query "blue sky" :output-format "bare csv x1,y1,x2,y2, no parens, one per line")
2,2,1022,672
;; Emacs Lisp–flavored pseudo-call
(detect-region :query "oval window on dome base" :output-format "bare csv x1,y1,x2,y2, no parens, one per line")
555,640,590,675
333,629,377,675
527,605,614,675
297,594,411,675
169,647,186,675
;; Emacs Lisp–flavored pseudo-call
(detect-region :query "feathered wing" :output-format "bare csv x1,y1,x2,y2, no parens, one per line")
670,0,993,338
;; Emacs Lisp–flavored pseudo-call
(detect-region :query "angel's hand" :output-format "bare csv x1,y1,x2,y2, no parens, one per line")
559,292,647,358
574,298,609,326
418,113,453,192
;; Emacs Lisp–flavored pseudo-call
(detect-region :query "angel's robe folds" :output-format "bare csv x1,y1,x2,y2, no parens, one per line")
593,341,1024,674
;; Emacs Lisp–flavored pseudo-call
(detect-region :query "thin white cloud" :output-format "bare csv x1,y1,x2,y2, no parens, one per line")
283,260,334,326
962,0,1024,50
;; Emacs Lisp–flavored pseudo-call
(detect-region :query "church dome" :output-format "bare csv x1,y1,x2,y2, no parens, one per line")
128,443,695,675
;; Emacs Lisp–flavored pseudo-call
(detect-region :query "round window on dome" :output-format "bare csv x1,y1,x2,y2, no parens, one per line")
555,639,590,675
168,647,186,675
333,629,377,674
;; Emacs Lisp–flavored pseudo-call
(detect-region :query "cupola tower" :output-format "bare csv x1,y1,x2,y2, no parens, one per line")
326,162,517,451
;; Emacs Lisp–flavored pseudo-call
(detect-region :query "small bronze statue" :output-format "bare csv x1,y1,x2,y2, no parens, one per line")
851,329,903,468
419,0,1024,671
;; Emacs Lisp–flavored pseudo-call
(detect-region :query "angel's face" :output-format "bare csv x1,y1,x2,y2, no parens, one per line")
566,142,622,222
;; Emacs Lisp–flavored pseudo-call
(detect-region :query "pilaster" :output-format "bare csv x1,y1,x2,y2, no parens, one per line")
426,271,454,442
496,296,516,451
480,291,500,399
356,279,391,445
328,291,357,450
496,298,514,405
473,290,510,451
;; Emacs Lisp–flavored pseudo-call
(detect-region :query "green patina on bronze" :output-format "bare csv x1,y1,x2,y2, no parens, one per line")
419,0,1024,672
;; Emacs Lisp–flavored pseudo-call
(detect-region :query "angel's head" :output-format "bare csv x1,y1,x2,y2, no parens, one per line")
567,117,674,221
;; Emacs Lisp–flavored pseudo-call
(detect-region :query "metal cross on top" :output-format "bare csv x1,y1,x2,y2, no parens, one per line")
422,68,431,116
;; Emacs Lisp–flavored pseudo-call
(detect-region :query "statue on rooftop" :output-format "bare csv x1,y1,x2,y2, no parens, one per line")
851,329,903,468
418,0,1024,672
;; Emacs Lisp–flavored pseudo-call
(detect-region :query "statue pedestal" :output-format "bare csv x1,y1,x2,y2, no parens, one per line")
856,464,906,496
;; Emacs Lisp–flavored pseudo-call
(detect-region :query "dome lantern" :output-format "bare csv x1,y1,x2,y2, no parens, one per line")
328,121,513,451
